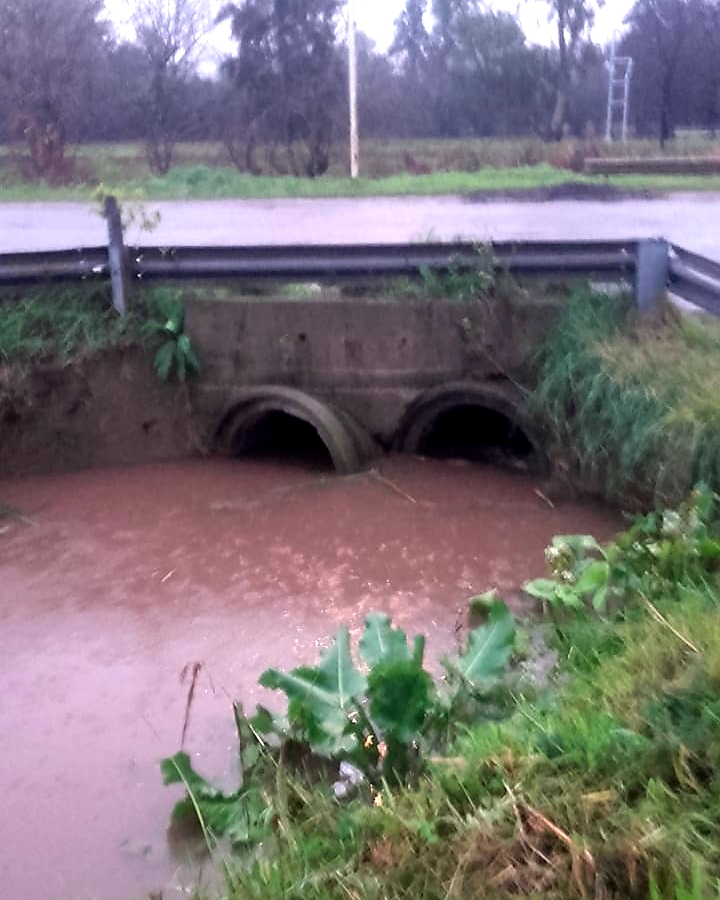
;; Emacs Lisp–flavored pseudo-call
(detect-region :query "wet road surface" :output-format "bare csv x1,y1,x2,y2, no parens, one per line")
0,194,718,260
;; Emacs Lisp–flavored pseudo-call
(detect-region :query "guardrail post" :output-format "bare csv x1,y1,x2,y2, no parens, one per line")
635,238,669,315
104,195,129,315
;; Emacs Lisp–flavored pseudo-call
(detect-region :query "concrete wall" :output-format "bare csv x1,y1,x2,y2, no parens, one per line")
185,294,561,458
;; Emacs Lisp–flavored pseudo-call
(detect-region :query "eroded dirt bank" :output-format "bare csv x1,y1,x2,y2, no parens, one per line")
0,347,193,476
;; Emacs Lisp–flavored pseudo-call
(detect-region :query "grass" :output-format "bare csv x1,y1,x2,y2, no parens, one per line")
0,137,719,201
0,283,187,365
0,284,143,363
181,582,720,900
529,289,720,507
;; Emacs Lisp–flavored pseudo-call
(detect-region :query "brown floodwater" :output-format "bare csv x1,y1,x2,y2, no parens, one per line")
0,457,621,900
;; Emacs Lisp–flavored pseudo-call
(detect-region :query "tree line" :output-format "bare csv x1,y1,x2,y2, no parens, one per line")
0,0,718,181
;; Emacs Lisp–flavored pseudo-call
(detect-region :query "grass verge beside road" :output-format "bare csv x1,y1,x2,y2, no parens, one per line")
0,162,719,203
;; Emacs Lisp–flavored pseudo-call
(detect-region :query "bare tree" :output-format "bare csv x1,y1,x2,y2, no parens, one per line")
0,0,107,181
132,0,211,174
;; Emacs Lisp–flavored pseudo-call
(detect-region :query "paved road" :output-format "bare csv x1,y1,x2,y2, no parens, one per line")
0,194,718,260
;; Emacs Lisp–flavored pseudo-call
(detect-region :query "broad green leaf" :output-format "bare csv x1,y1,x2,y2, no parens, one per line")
698,538,720,560
555,585,584,609
359,613,413,667
367,658,434,744
259,627,366,756
575,560,610,594
177,333,200,373
592,585,609,611
468,590,500,615
524,578,560,601
164,316,181,336
153,340,175,381
186,345,201,374
233,703,278,773
443,601,515,692
552,534,602,554
175,343,187,381
161,750,221,796
161,751,272,846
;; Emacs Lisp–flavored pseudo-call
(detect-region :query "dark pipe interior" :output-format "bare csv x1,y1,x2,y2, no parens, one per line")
417,404,536,470
230,410,334,471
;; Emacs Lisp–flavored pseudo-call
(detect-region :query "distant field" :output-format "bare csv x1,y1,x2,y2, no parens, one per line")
0,137,719,201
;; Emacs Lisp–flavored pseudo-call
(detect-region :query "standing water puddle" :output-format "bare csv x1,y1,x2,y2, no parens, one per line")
0,457,620,900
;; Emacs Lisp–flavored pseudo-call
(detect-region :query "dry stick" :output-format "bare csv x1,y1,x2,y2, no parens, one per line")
644,597,700,654
370,471,418,504
179,662,203,749
522,803,596,890
504,782,554,868
533,488,556,509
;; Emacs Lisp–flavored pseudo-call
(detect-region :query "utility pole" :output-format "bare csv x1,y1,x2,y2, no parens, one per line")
605,37,633,143
348,0,359,178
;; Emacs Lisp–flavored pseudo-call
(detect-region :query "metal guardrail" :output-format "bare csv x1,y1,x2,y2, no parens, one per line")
0,198,717,317
669,245,720,316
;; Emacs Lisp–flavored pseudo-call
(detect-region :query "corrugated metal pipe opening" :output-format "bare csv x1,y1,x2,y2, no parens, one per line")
229,410,334,471
416,404,536,471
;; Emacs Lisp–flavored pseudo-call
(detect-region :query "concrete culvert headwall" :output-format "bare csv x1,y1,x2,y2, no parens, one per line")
214,387,378,475
394,382,548,474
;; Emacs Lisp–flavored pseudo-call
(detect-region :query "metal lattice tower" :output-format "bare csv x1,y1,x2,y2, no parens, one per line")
605,41,633,142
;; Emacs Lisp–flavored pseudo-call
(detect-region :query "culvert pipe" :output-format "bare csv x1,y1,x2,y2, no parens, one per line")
394,381,549,475
215,386,378,475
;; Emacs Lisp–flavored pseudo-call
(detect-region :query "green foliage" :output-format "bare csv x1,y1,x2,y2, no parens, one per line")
260,627,367,758
387,245,499,302
94,184,161,232
161,604,516,846
0,283,197,383
0,284,139,363
164,502,720,900
526,486,720,615
650,862,720,900
443,600,516,688
162,751,273,846
142,288,200,382
530,287,720,505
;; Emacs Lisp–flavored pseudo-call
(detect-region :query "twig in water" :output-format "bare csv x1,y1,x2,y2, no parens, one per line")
180,662,203,749
533,488,555,509
370,471,417,504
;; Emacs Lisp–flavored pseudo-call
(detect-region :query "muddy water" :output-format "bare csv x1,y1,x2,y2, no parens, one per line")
0,457,620,900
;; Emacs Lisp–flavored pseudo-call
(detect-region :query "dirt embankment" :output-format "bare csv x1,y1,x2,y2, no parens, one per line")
0,347,195,476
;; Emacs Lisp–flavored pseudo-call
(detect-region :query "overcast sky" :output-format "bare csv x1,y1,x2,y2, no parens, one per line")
355,0,638,49
110,0,637,67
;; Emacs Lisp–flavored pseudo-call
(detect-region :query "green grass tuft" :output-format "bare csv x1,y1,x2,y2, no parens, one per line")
0,283,189,366
529,288,720,506
0,284,141,363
